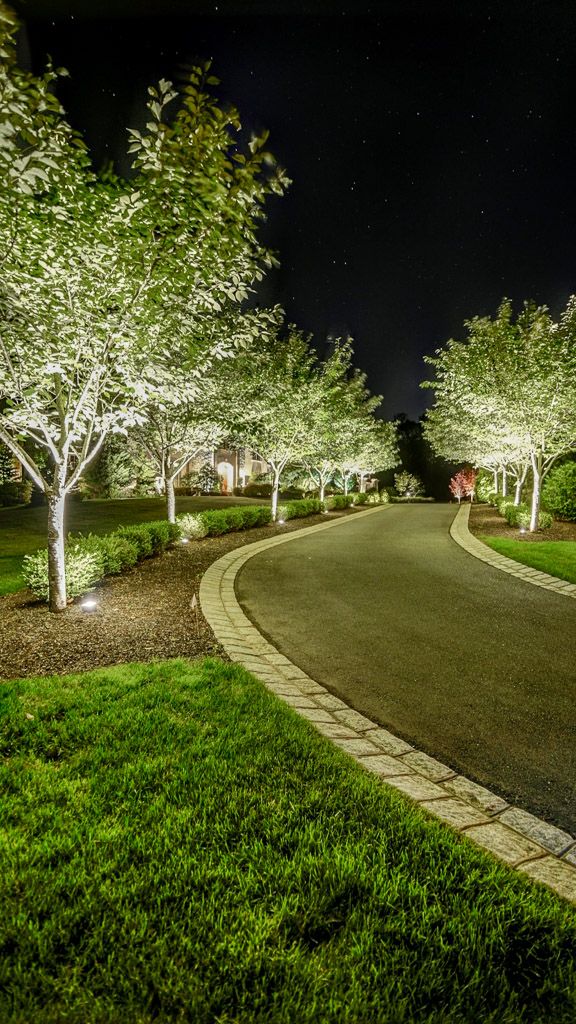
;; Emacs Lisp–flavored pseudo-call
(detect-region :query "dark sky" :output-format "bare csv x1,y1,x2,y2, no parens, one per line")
13,0,576,418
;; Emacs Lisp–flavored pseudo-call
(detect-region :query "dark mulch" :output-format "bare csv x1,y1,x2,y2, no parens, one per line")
469,502,576,542
0,511,354,682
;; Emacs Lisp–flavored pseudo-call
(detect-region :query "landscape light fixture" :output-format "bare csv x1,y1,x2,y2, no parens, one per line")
519,527,526,534
278,518,285,525
81,598,98,612
180,537,189,544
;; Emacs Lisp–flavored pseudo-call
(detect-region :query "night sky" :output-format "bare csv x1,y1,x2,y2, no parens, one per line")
13,0,576,418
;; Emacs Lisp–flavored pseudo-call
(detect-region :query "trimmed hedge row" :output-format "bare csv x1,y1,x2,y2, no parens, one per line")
489,493,553,529
277,498,323,520
22,520,181,602
177,505,273,538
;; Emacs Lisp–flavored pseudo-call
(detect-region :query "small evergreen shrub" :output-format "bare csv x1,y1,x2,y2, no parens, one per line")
376,489,389,504
253,505,273,526
177,513,209,540
22,544,104,602
73,533,140,574
503,502,528,527
144,520,179,553
496,496,515,517
200,510,229,535
222,507,246,531
516,508,553,530
243,482,273,498
541,462,576,521
323,494,354,510
116,524,154,558
279,498,323,519
350,492,370,505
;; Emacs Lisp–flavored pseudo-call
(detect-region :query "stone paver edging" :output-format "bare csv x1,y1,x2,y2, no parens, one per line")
199,504,576,904
451,503,576,598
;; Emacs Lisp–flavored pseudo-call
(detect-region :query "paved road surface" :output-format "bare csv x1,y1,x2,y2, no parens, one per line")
236,505,576,834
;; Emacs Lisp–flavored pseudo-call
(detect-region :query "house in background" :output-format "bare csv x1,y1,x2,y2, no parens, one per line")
175,446,270,494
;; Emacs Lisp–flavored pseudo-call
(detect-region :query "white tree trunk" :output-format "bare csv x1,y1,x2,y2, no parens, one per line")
501,466,508,497
493,469,498,493
529,454,542,532
271,468,281,521
165,475,176,524
319,479,325,502
47,489,68,613
343,474,349,496
359,473,366,493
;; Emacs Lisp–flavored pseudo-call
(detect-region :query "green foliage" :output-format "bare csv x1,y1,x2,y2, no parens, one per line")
177,512,209,540
198,463,221,494
0,479,32,506
278,498,323,520
503,502,528,526
483,538,576,583
496,496,516,517
323,494,354,510
22,545,104,602
243,482,273,498
516,508,553,530
198,509,229,535
541,462,576,521
0,442,16,483
475,470,494,503
378,488,391,503
75,533,140,575
116,520,180,556
394,471,424,497
115,524,154,558
350,492,369,505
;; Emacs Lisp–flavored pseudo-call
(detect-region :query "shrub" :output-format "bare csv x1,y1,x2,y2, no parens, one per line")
377,489,389,504
279,498,323,520
323,494,354,510
253,505,273,526
0,479,32,506
503,502,528,527
495,496,515,517
541,462,576,521
475,471,494,503
200,510,229,536
222,507,246,531
394,471,424,497
144,520,180,553
516,507,553,530
72,533,140,574
243,482,273,498
116,524,154,558
177,512,209,540
350,492,370,505
22,544,104,602
487,492,499,505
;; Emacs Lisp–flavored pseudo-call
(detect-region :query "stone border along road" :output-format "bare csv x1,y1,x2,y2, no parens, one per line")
199,504,576,904
451,502,576,598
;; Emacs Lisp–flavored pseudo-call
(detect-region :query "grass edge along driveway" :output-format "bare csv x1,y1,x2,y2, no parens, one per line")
1,658,575,1024
482,537,576,585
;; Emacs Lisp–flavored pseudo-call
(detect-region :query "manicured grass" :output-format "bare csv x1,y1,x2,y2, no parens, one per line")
0,496,262,595
483,538,576,584
1,658,575,1023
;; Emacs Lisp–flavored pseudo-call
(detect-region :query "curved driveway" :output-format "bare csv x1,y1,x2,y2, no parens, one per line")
236,505,576,835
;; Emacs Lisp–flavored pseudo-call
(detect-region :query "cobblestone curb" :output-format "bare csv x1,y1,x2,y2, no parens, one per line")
451,503,576,598
199,504,576,905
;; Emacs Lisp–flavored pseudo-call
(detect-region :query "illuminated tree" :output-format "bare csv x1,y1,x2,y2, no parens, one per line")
449,467,477,503
422,300,576,530
0,9,287,609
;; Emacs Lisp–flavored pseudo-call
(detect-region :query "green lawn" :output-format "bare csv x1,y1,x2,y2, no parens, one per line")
483,538,576,585
0,496,262,595
1,658,575,1024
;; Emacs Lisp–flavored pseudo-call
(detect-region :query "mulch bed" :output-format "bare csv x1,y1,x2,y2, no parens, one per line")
4,503,574,683
469,502,576,542
0,511,354,682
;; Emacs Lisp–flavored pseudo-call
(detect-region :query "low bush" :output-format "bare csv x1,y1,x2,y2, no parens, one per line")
541,462,576,521
350,492,370,505
516,507,553,530
377,489,390,504
323,494,354,510
22,544,104,602
115,524,154,558
145,520,180,553
0,479,32,507
243,482,273,498
199,509,229,536
503,502,529,527
279,498,323,520
72,533,140,575
177,512,209,540
222,507,246,531
495,496,516,517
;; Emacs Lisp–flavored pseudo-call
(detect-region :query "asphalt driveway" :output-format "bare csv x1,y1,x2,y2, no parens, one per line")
236,505,576,834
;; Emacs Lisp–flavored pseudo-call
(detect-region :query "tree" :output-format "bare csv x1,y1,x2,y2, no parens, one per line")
0,11,287,609
228,327,326,519
422,300,576,530
449,467,477,503
394,470,424,497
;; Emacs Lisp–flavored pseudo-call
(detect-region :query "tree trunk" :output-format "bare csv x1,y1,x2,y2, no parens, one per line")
165,475,176,524
513,465,528,506
501,466,508,497
493,469,498,493
359,473,366,493
529,453,542,532
47,489,68,613
343,474,349,496
271,469,281,521
319,479,325,502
